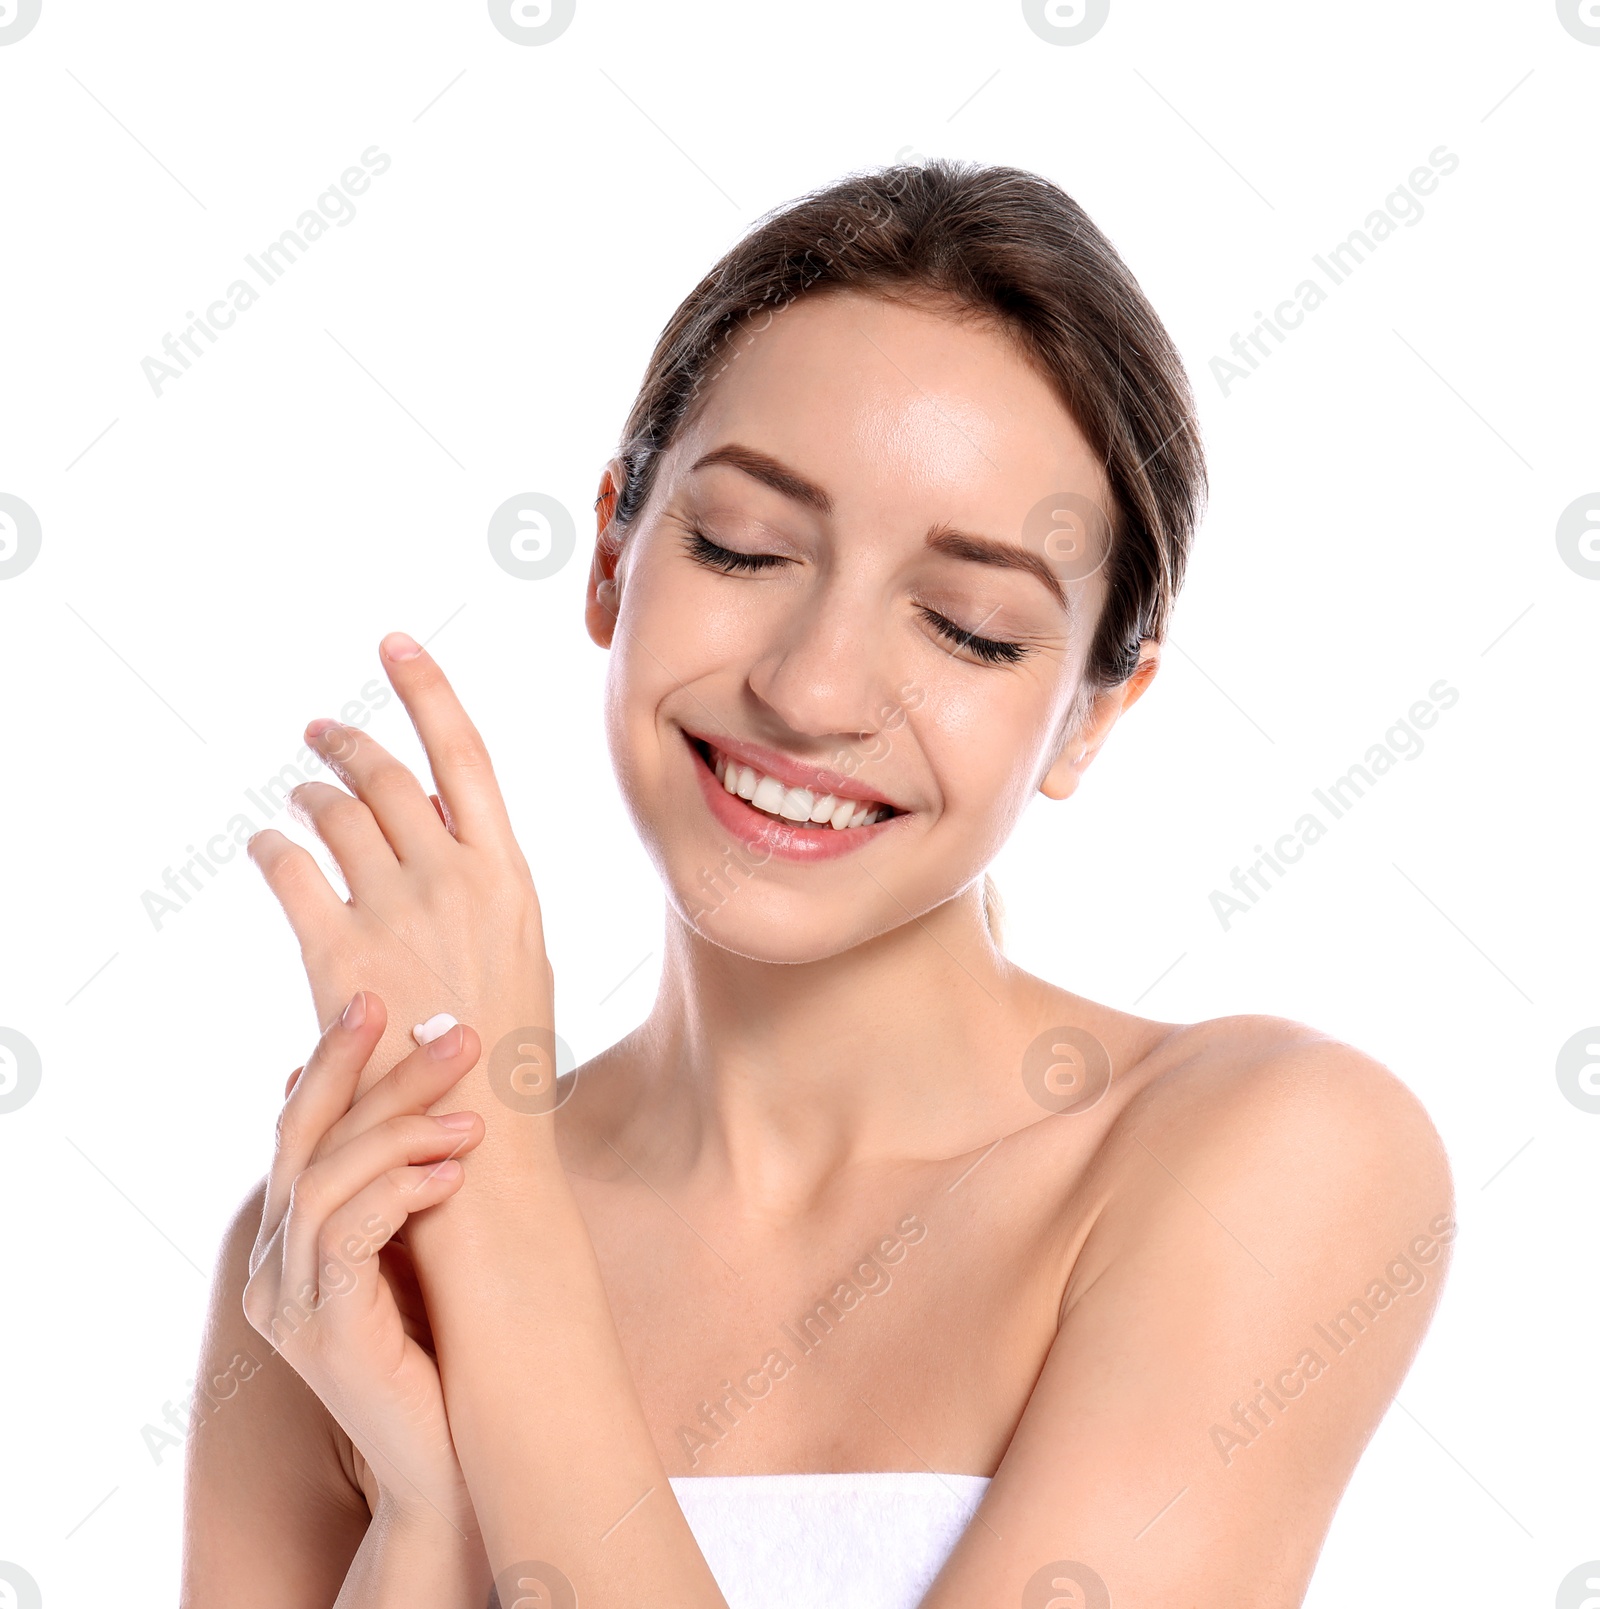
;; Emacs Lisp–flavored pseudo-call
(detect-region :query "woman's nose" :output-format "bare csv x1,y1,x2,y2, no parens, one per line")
744,582,899,744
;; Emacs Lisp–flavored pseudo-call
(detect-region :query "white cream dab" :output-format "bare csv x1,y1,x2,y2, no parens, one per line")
412,1013,458,1047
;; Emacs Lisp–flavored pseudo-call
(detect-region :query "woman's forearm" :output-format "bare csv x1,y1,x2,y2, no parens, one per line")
413,1155,726,1605
333,1501,492,1609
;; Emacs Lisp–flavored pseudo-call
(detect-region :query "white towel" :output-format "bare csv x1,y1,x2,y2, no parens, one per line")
667,1471,991,1609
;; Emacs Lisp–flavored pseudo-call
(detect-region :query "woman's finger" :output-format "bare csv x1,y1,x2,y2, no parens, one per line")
245,1160,462,1353
315,1022,484,1156
280,1113,482,1301
302,718,449,864
255,990,388,1267
247,829,347,948
376,633,519,853
286,780,400,893
296,1163,465,1344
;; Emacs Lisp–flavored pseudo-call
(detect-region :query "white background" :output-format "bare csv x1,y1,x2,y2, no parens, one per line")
1,2,1595,1604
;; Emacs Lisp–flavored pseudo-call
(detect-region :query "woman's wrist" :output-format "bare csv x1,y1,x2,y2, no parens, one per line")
333,1493,491,1609
378,1489,481,1548
405,1118,575,1264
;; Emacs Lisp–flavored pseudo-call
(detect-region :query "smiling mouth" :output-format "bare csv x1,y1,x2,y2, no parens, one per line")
687,737,903,831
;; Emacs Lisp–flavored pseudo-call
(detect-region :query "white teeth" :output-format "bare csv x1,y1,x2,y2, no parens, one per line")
703,741,892,829
751,775,786,814
777,786,814,822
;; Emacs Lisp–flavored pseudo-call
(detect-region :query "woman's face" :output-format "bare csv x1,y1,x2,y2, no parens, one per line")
587,288,1140,964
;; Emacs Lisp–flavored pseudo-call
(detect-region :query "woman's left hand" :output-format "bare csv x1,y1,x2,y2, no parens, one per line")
246,633,559,1156
245,988,490,1542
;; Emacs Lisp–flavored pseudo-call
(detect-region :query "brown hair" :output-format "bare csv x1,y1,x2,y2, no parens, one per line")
607,158,1208,942
611,158,1207,686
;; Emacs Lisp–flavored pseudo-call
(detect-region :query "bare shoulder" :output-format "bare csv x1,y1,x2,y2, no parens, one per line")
936,1012,1457,1604
1079,1008,1456,1313
1126,1010,1451,1189
181,1177,370,1608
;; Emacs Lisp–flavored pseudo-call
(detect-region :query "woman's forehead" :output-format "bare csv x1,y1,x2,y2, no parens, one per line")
673,292,1111,519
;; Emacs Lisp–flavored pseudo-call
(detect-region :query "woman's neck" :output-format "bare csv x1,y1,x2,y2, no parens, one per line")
595,891,1066,1215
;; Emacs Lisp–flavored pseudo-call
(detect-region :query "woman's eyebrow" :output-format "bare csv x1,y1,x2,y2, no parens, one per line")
925,525,1070,614
689,442,1073,617
689,443,833,514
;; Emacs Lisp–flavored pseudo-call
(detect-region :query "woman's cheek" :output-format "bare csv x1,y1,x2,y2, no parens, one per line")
924,690,1046,843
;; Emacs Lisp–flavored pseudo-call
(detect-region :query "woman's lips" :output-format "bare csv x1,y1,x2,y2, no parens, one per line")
681,724,903,811
684,732,905,863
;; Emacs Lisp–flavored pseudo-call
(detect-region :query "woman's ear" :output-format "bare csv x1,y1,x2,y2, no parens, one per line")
584,458,626,649
1039,642,1161,800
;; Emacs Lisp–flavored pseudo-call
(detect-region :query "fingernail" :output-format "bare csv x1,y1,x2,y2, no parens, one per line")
431,1159,463,1180
383,631,422,660
412,1013,458,1048
426,1023,465,1059
435,1112,476,1131
305,717,339,743
342,992,366,1029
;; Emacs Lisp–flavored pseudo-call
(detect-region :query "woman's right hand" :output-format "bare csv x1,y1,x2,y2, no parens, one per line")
243,988,489,1547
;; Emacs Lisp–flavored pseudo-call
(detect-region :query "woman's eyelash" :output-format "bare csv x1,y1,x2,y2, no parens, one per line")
681,522,1027,665
681,525,790,573
918,607,1029,665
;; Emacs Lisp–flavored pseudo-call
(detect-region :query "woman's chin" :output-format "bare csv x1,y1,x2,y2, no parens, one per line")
669,889,898,966
678,907,861,965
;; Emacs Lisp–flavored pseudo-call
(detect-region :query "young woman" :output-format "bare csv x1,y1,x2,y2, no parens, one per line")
181,159,1453,1608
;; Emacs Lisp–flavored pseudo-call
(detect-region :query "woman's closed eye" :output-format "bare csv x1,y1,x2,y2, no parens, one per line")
916,606,1030,665
681,520,1032,666
681,523,791,574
